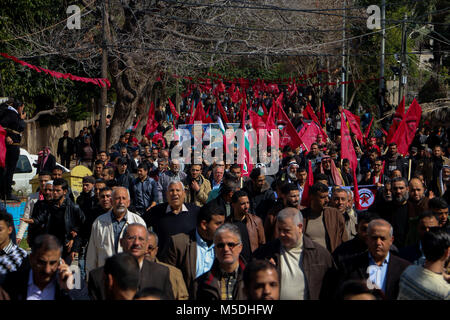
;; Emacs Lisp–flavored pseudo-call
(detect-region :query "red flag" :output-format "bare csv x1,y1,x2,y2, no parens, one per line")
278,105,304,151
215,95,229,123
192,100,207,123
303,103,328,140
0,125,6,168
288,79,298,98
231,87,241,103
303,103,320,124
352,168,363,210
390,98,422,156
320,101,326,127
168,98,179,120
343,109,363,144
144,102,159,138
298,122,322,152
300,160,314,207
364,116,374,140
340,110,358,171
239,101,253,177
132,118,140,131
386,96,405,144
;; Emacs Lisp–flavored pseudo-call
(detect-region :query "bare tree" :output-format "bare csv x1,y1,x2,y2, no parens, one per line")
2,0,366,145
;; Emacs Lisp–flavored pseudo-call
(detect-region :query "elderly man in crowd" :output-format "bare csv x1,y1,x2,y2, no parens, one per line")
253,207,336,300
195,223,247,300
86,187,146,276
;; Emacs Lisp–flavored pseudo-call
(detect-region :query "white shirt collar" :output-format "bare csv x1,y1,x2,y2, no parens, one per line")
166,203,188,213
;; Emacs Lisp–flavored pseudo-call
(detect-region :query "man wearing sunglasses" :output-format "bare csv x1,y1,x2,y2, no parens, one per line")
196,223,247,300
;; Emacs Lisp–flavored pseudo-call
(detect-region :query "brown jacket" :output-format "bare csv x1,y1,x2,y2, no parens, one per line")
184,174,211,207
160,230,198,299
252,236,337,300
195,258,247,301
245,213,266,252
263,201,285,242
156,259,189,300
302,207,349,252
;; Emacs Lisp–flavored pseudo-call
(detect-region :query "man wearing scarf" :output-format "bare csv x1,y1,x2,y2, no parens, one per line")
315,155,344,187
36,146,56,174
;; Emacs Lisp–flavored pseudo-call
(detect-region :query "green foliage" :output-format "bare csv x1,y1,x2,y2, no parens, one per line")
0,0,100,126
418,76,447,102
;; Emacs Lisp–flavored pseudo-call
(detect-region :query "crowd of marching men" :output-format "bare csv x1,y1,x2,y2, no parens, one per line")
0,84,449,300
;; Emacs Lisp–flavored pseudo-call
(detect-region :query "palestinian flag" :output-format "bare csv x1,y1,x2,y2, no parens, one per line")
257,105,265,116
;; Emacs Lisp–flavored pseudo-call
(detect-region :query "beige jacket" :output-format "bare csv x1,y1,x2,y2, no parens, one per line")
86,209,146,277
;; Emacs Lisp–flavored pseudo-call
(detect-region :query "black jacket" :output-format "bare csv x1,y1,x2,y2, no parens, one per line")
1,258,89,300
242,179,276,223
57,136,75,157
33,198,86,253
0,108,25,143
88,259,174,300
336,251,411,300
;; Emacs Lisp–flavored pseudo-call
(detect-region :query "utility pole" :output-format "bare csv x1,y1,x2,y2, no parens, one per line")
379,0,386,115
398,13,408,106
341,0,346,108
100,0,109,151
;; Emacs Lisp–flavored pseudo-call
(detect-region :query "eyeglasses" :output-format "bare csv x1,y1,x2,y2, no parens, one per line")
215,242,241,249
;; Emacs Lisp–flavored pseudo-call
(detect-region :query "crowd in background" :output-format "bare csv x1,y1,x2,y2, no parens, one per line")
0,85,449,301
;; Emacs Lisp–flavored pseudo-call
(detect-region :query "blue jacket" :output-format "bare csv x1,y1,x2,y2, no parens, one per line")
132,176,160,214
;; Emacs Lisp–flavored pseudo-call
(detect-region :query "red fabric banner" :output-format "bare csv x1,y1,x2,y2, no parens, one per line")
343,109,363,144
0,52,110,89
387,96,405,144
391,98,422,156
144,102,159,138
168,98,180,120
340,110,358,171
298,122,322,152
278,104,304,151
215,96,229,123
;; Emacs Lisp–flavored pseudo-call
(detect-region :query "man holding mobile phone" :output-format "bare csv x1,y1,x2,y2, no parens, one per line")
1,234,88,300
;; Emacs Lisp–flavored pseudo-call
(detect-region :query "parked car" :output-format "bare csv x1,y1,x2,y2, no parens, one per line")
13,148,69,196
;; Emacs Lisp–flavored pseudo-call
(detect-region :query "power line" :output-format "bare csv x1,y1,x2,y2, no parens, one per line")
0,0,97,43
144,10,350,33
106,43,450,57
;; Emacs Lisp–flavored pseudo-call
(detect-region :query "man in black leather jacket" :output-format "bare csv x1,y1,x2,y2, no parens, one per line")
23,178,85,263
0,99,26,200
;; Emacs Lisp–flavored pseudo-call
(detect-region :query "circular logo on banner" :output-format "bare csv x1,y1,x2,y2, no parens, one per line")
359,188,375,209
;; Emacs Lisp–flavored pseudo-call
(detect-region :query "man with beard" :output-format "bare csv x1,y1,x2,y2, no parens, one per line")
383,143,408,178
386,177,411,249
426,145,449,188
315,155,344,187
432,163,450,202
183,163,211,207
301,183,348,252
86,187,146,276
264,183,300,241
371,159,389,187
88,224,173,300
404,178,430,246
243,168,276,223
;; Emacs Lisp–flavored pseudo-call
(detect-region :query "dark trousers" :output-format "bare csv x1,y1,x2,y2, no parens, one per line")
0,145,20,197
60,154,72,169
